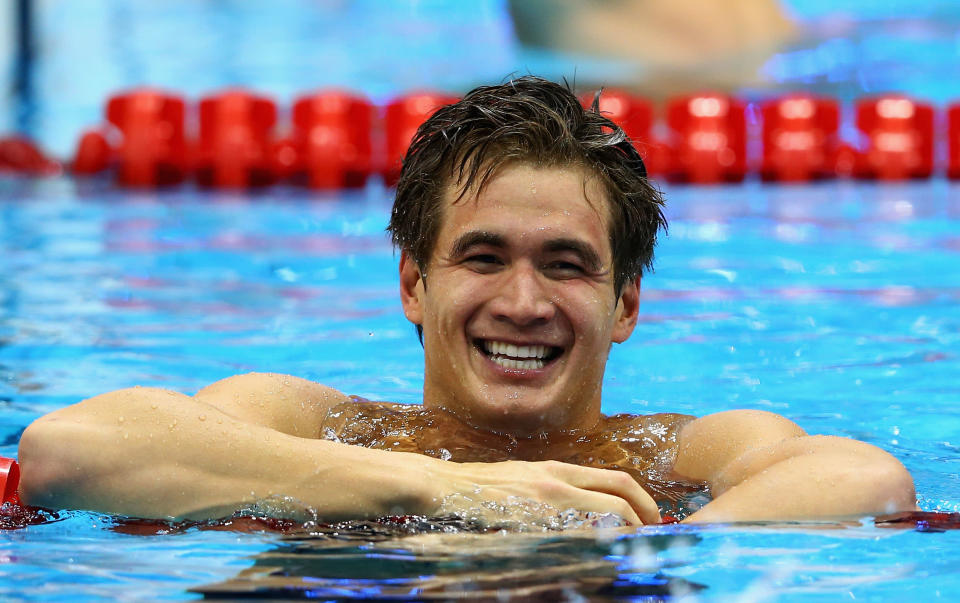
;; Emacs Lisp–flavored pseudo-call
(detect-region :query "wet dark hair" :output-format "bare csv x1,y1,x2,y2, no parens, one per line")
388,76,667,337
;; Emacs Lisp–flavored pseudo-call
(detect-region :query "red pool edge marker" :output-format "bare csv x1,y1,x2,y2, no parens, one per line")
0,457,20,507
666,92,747,184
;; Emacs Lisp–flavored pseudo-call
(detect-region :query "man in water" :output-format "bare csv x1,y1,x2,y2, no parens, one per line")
17,77,915,525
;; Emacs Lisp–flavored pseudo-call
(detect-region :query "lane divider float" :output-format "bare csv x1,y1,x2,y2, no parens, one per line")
3,89,960,187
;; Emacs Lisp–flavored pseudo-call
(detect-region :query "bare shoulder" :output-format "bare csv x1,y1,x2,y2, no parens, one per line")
681,409,807,443
195,372,345,403
673,410,807,481
194,372,350,437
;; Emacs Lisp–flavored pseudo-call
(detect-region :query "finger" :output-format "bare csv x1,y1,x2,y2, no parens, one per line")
570,488,642,526
542,461,661,525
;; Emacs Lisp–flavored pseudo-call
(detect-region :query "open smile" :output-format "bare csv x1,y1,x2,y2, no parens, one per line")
474,339,564,370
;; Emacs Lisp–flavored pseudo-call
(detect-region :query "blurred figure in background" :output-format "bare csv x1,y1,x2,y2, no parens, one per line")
509,0,797,98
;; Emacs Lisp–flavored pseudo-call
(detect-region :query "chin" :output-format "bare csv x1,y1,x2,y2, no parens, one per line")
464,395,583,436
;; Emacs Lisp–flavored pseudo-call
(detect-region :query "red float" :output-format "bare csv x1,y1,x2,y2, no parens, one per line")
666,93,746,183
0,457,19,506
106,89,187,186
0,136,61,176
72,129,113,175
854,95,933,180
761,95,839,182
291,91,373,189
270,136,299,183
382,92,458,186
947,103,960,179
583,89,670,177
196,89,277,188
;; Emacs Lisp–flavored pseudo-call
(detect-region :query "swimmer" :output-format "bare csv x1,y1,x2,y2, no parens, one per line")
508,0,799,98
16,77,916,526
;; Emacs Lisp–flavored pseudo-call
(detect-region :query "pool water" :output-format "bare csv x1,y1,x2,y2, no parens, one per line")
1,176,958,599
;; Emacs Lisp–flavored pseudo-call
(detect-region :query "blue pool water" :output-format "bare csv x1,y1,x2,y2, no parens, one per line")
3,0,960,598
1,177,958,599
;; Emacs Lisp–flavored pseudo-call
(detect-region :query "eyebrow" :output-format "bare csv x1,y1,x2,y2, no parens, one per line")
448,231,605,273
449,231,506,259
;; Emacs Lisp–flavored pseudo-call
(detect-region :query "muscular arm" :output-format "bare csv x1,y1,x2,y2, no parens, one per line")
674,410,917,523
17,375,432,520
17,373,660,524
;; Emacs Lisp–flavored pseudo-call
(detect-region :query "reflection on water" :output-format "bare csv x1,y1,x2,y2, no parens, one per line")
187,511,960,599
193,522,704,600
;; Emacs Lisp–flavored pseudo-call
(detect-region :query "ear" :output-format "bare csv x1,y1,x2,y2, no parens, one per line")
611,276,641,343
398,251,425,325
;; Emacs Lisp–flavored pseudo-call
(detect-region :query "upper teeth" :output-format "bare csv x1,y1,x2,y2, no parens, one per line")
484,341,549,359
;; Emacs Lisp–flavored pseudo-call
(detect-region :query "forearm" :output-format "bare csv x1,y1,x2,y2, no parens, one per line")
684,436,917,523
18,388,435,520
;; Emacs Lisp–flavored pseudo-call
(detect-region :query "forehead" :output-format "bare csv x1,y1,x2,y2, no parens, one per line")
436,162,612,249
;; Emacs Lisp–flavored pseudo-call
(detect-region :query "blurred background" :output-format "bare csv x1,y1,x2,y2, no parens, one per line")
2,0,960,159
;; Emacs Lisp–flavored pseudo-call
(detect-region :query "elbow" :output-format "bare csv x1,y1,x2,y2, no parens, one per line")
863,455,917,515
17,418,57,507
17,416,87,509
816,448,917,517
821,436,917,515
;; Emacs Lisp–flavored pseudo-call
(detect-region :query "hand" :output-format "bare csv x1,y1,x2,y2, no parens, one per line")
427,459,661,528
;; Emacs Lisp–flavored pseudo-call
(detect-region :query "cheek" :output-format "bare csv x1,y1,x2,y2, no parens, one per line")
426,280,477,330
566,292,617,332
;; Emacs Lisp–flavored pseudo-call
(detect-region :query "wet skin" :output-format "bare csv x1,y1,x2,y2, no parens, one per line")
320,399,705,517
400,163,641,436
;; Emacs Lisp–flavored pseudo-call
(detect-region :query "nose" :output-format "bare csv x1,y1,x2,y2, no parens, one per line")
488,261,556,327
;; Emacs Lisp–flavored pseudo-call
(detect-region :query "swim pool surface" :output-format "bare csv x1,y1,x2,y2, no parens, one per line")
1,177,959,599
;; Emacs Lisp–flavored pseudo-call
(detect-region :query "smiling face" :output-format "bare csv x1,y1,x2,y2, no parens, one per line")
399,162,641,435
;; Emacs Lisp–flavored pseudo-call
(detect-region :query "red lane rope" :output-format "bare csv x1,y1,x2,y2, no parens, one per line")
0,457,20,506
5,89,960,188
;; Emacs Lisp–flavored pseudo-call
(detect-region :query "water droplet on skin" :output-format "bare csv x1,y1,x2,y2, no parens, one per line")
150,403,158,410
198,414,206,422
117,416,125,424
123,433,129,440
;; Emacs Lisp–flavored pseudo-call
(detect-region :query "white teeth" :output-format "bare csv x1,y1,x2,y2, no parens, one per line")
481,340,557,370
483,341,549,359
489,356,545,370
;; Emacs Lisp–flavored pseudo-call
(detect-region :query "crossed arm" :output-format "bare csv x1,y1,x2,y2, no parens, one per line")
674,411,917,522
17,372,916,524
